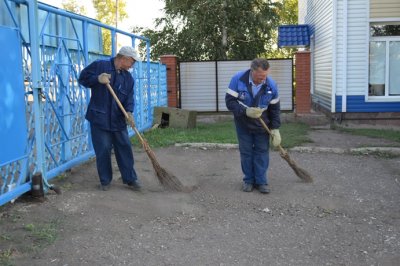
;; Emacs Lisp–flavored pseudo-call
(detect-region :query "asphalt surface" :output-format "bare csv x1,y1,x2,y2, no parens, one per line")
1,128,399,266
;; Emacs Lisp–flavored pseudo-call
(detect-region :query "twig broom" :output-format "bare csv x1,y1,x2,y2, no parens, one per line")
258,118,313,183
106,83,186,191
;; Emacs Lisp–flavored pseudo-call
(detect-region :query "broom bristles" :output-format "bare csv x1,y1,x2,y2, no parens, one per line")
145,148,187,191
279,150,313,183
105,83,187,191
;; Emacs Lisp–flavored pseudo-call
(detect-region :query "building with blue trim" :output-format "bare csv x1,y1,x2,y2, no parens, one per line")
297,0,400,123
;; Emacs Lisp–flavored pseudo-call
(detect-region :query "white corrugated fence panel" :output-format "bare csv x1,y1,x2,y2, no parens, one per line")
180,62,216,111
180,60,293,112
217,61,251,111
268,60,293,111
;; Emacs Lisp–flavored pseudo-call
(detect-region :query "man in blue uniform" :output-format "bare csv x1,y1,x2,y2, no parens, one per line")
78,46,141,191
225,58,281,194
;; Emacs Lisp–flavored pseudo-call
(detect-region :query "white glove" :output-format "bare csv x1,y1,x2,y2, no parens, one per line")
126,112,135,128
245,107,263,118
270,129,281,147
98,73,111,84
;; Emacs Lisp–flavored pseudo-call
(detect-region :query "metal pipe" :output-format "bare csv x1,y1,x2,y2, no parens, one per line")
0,183,31,206
9,0,149,41
27,0,46,177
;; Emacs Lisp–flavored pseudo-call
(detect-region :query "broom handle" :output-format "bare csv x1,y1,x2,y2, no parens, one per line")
258,118,287,156
105,83,148,149
235,101,286,155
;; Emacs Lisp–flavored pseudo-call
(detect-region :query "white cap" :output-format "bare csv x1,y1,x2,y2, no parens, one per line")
118,46,141,62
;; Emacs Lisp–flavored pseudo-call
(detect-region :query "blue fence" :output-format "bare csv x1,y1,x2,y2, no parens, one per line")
0,0,167,206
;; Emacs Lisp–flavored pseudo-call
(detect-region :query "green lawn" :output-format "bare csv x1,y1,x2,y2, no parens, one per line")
131,121,312,149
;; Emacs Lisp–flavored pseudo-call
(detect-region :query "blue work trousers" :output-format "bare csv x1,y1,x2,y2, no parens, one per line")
90,124,138,186
235,122,270,185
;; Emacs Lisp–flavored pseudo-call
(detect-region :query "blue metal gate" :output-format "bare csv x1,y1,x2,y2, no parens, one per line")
0,0,167,206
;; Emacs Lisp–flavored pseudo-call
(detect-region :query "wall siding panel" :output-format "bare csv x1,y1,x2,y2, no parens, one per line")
180,62,216,111
370,0,400,18
336,0,369,102
180,60,293,112
300,0,334,111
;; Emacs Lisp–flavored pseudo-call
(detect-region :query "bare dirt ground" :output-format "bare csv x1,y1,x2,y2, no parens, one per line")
1,127,400,266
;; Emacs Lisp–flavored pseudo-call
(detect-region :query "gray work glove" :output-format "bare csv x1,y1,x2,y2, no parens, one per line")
126,112,135,128
270,129,281,147
245,107,264,119
98,73,111,84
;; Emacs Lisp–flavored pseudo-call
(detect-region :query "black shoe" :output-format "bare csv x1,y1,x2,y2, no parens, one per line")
242,183,253,192
257,184,270,194
100,184,110,191
125,180,141,191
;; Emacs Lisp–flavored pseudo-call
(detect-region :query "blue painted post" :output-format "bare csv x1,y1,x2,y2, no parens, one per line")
111,29,116,56
158,62,161,106
27,0,46,177
137,60,143,129
81,20,92,151
60,15,72,162
146,40,151,126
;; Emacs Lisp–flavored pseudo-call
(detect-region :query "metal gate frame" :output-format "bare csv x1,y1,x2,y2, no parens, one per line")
0,0,167,206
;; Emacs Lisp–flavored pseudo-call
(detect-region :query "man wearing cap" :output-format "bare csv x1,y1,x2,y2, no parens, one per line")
78,46,142,191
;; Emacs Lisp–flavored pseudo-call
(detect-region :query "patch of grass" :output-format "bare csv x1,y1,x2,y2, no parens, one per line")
280,122,312,148
54,173,68,182
24,220,59,247
60,182,73,191
0,234,11,241
336,127,400,143
131,121,237,148
0,248,13,266
132,121,312,149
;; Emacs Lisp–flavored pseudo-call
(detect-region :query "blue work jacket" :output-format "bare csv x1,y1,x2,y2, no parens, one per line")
78,58,134,131
225,69,280,133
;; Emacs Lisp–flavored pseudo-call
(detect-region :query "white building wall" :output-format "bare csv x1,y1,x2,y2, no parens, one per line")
299,0,334,110
298,0,307,24
370,0,400,18
346,0,369,96
334,0,369,112
335,0,345,96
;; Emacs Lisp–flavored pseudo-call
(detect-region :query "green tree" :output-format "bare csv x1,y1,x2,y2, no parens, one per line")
61,0,87,15
267,0,298,58
139,0,281,61
92,0,128,55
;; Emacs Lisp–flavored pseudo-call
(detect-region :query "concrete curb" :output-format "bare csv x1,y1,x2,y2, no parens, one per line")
290,146,400,156
175,143,238,149
175,143,400,156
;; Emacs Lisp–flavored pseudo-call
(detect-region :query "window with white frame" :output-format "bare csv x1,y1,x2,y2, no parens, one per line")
369,23,400,97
